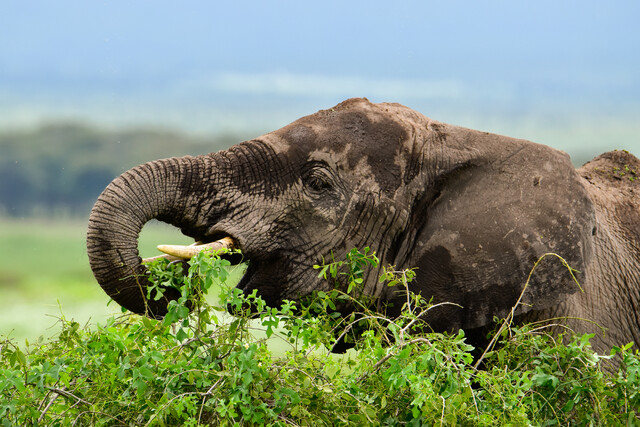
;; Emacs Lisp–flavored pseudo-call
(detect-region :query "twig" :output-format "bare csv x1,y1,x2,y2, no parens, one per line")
525,316,606,336
402,269,413,316
469,382,480,418
71,410,126,426
147,378,224,427
198,378,224,424
38,379,60,411
473,253,581,370
38,389,62,423
328,314,400,357
277,414,301,426
398,301,462,342
44,386,92,406
358,337,449,382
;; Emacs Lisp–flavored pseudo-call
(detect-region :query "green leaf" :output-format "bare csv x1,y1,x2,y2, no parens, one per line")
177,305,190,319
12,349,26,367
176,328,189,342
562,399,575,412
532,373,559,388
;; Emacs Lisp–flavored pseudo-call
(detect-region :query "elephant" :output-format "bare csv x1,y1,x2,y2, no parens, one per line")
87,98,640,356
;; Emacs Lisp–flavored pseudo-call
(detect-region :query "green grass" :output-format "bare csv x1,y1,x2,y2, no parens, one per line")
0,217,197,342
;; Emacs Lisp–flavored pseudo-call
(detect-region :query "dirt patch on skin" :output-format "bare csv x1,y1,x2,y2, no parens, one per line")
279,98,408,194
580,149,640,251
580,150,639,188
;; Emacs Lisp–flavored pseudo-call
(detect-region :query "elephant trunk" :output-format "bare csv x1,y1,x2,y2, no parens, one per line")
87,155,213,317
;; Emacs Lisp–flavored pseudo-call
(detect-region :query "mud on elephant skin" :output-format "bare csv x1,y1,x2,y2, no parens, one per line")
87,98,640,354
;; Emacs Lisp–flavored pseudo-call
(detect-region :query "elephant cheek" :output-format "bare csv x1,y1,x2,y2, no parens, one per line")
411,244,525,332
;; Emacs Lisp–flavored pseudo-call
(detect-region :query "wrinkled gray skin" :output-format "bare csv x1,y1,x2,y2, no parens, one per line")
87,98,640,355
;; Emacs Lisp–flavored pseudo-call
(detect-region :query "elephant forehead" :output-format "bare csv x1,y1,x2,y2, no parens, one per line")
276,108,409,192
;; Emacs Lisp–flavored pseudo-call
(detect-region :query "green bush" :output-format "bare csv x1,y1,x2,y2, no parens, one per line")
1,249,638,426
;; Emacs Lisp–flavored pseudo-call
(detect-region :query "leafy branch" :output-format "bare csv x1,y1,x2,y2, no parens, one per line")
0,249,638,425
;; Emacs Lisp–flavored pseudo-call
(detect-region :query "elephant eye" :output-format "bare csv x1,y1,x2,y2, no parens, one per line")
308,175,332,192
302,162,335,195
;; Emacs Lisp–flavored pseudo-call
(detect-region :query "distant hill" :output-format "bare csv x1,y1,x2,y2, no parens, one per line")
0,123,242,217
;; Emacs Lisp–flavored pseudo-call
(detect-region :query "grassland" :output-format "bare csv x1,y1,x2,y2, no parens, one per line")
0,217,196,342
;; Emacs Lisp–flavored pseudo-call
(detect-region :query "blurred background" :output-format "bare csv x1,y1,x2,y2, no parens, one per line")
1,0,638,341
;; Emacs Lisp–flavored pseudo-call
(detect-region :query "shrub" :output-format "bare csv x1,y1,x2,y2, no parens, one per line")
0,249,638,426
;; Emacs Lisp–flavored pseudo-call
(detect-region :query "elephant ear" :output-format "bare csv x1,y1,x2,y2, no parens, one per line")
404,125,596,332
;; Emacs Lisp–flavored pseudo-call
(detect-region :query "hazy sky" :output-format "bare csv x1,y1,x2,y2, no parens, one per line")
1,1,639,158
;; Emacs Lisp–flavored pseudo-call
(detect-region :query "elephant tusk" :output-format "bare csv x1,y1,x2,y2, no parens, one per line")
142,253,185,263
156,237,235,260
141,237,235,263
142,241,201,263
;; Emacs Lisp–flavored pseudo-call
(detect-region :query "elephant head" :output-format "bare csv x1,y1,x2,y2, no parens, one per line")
87,98,597,337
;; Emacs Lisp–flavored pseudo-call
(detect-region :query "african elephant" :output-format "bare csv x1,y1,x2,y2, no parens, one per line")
87,98,640,355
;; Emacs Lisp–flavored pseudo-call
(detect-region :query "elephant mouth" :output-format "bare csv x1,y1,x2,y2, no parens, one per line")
142,235,276,312
142,234,257,293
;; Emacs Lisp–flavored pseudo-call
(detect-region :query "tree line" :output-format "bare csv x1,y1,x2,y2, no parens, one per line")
0,123,244,217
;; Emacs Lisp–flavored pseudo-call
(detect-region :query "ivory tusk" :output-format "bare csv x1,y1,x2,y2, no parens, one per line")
142,253,184,263
142,241,202,263
155,237,235,260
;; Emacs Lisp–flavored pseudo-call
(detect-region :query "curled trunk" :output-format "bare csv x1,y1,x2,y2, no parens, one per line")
86,156,208,317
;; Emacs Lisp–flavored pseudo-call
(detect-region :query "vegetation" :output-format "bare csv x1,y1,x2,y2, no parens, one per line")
1,248,639,425
0,123,243,217
612,163,638,181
